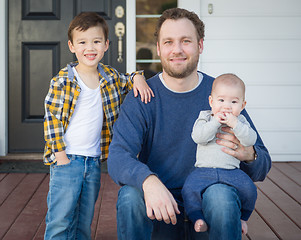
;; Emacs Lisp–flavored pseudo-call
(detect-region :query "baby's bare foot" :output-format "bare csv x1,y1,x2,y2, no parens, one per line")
241,220,248,235
194,219,208,232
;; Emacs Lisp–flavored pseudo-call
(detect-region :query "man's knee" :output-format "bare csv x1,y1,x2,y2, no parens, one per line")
117,185,145,212
202,184,241,221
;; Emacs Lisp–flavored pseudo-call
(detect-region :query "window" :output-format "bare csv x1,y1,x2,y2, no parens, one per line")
136,0,177,78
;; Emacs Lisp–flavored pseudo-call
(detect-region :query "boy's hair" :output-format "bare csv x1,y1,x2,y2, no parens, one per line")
212,73,246,98
68,12,109,43
154,8,205,42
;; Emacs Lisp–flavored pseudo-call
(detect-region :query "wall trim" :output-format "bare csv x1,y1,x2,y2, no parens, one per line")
0,0,8,156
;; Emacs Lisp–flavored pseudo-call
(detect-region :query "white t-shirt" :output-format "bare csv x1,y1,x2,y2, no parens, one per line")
64,67,103,157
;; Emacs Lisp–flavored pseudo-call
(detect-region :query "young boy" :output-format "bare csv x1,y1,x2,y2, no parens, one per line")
182,73,257,235
43,12,154,239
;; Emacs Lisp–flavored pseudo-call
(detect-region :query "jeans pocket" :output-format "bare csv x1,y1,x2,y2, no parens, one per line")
52,157,72,169
94,159,101,169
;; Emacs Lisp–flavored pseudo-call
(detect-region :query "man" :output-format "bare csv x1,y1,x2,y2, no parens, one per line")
107,8,271,240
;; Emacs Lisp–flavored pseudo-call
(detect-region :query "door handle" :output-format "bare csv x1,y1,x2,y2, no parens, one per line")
115,22,125,63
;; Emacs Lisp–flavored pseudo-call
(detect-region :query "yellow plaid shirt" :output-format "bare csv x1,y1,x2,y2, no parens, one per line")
43,62,134,165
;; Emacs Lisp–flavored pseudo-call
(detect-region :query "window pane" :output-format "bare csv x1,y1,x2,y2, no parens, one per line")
136,18,158,58
136,0,177,15
136,17,160,76
136,0,178,74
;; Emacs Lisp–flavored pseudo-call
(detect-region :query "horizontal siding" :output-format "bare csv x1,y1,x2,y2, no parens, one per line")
201,62,301,85
202,40,301,62
203,17,301,40
246,86,301,108
247,108,301,132
199,0,301,17
199,0,301,161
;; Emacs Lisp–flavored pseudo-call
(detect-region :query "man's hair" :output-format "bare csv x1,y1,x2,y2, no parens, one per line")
154,8,205,42
68,12,109,43
212,73,246,98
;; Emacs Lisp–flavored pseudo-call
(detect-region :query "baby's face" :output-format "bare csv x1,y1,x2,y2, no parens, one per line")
209,83,246,117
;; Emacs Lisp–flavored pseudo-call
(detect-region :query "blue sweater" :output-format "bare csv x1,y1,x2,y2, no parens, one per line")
107,72,271,199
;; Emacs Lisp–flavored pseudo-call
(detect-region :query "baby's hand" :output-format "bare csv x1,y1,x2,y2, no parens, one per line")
214,112,227,123
219,112,238,129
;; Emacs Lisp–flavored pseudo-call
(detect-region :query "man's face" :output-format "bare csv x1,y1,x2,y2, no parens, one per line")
157,18,203,79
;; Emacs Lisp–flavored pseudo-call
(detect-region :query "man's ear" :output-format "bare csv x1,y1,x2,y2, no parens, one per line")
198,39,204,54
156,42,161,57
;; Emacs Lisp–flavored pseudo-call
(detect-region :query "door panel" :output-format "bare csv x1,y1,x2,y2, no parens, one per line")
9,0,126,152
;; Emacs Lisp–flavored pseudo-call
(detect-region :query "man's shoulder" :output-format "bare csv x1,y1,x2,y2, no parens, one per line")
198,71,215,82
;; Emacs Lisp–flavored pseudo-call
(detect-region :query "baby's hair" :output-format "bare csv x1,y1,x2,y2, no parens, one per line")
211,73,246,98
68,12,109,43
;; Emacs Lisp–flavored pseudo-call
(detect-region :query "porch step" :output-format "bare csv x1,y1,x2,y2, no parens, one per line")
0,154,48,173
0,153,108,173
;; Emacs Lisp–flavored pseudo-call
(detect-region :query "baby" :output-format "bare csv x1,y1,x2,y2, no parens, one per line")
182,73,258,235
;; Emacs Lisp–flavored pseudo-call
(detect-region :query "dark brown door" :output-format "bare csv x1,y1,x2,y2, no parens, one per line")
9,0,126,152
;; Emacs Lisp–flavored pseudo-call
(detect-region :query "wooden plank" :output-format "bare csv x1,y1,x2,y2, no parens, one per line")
91,172,106,239
273,162,301,186
3,174,49,240
246,210,279,239
289,162,301,172
94,174,119,240
267,166,301,204
256,177,301,228
0,173,46,239
0,173,7,181
255,189,301,239
32,218,46,240
0,173,26,206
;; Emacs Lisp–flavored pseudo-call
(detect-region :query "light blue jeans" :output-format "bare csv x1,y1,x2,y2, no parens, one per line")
116,184,242,240
44,155,101,240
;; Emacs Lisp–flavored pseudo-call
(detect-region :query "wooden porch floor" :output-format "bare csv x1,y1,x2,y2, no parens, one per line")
0,162,300,240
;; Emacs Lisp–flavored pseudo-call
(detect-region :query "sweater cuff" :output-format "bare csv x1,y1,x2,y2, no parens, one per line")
137,171,157,192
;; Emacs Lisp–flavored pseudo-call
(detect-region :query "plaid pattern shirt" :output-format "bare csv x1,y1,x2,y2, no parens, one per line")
43,62,134,165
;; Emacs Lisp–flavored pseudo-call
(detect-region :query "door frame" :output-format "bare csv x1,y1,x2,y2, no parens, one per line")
0,0,8,156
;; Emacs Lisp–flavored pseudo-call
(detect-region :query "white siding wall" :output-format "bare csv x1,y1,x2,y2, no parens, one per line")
195,0,301,161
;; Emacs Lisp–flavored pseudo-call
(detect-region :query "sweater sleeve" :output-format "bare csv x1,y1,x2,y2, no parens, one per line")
107,91,154,191
239,109,272,182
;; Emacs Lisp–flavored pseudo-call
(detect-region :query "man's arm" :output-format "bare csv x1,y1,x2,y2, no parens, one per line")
107,90,157,189
107,92,180,224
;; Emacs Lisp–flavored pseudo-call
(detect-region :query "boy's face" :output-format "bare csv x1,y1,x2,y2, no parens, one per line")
209,83,246,117
68,25,109,69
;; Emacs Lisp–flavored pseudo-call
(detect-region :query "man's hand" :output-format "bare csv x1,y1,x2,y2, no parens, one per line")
216,126,255,162
132,74,155,103
142,175,180,225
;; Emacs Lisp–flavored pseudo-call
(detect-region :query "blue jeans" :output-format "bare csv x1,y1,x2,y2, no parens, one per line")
44,155,101,240
182,168,257,222
116,184,242,240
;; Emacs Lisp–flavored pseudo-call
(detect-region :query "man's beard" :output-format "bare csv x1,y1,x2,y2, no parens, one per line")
160,54,199,79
